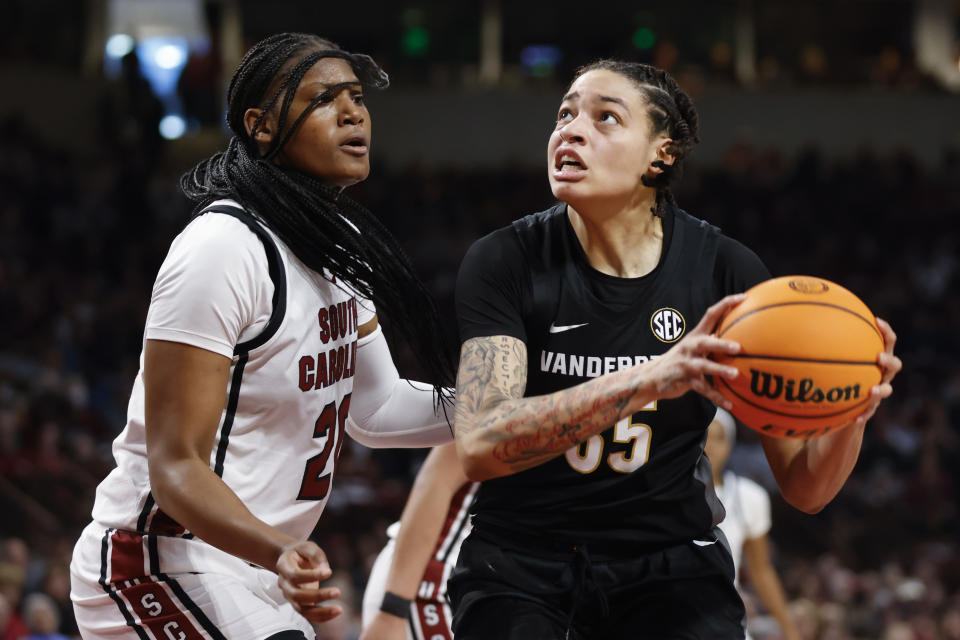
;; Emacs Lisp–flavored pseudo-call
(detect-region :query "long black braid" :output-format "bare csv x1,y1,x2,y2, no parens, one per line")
573,60,701,217
180,33,455,406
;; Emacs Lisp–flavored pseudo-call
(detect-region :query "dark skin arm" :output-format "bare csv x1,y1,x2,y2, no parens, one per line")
144,339,341,622
741,534,801,640
359,443,469,640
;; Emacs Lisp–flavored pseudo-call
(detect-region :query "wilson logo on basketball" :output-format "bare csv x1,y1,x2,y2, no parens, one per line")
787,278,829,294
749,369,862,403
651,308,685,343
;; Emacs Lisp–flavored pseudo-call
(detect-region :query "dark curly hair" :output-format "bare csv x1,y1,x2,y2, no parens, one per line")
573,60,701,217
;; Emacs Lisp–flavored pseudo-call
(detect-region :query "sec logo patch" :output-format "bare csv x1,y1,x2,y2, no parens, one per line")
651,308,685,343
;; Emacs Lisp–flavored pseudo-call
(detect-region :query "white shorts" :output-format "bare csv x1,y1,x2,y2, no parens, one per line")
361,540,454,640
70,522,314,640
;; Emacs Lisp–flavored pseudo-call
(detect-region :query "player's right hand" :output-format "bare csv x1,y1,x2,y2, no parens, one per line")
358,610,410,640
276,540,343,622
642,293,744,408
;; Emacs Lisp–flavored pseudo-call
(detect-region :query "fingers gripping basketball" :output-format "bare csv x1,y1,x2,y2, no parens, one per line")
713,276,883,439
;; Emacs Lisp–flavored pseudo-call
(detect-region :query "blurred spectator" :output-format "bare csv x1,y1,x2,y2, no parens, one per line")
0,591,28,640
39,563,74,637
0,564,25,629
20,594,67,640
99,50,164,164
177,43,222,127
942,606,960,640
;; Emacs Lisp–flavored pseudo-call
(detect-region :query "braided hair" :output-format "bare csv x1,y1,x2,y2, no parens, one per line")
573,60,700,217
180,33,455,404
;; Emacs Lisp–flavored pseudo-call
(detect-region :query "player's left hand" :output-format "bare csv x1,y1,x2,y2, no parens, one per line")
276,540,343,622
849,317,901,428
358,610,410,640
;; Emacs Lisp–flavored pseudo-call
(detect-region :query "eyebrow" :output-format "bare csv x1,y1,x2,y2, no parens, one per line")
302,80,362,91
560,91,630,113
599,95,630,112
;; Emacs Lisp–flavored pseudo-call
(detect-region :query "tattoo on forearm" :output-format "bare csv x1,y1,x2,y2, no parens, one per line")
455,336,524,427
455,336,642,473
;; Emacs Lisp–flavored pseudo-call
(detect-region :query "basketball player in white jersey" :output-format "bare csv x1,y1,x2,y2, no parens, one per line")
360,444,476,640
706,409,801,640
70,34,458,640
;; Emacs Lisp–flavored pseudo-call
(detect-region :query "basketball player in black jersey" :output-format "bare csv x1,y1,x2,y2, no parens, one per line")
448,60,901,639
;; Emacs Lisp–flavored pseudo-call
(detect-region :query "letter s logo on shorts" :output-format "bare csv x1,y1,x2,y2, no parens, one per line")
651,308,685,343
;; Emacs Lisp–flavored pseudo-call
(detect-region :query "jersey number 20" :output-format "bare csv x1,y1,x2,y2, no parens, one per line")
297,393,351,500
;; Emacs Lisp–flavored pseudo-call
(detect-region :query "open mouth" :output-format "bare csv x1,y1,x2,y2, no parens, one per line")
553,150,587,179
557,155,584,170
340,136,368,155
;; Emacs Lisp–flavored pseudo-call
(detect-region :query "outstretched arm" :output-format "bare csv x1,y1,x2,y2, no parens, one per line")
346,316,453,448
761,318,902,513
359,444,468,640
454,295,746,481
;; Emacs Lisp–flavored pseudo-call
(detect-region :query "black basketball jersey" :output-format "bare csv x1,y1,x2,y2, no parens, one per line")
455,203,770,550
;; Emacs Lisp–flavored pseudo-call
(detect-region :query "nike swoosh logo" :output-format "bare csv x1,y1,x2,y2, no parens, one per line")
548,322,589,334
693,539,717,547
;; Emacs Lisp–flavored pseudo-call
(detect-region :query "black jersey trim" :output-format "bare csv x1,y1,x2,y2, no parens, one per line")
147,531,161,577
199,204,286,480
263,632,310,640
136,493,155,534
199,204,288,353
158,576,227,640
214,352,248,478
147,535,229,640
135,495,195,540
99,528,152,640
717,301,882,342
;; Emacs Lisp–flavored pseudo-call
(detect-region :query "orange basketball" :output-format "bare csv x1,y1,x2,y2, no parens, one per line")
713,276,883,439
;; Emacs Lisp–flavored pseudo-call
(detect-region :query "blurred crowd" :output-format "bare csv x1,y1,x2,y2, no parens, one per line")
0,81,958,638
2,0,950,100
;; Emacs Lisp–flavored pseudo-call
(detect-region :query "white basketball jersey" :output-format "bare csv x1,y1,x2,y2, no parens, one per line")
715,470,772,582
89,200,374,575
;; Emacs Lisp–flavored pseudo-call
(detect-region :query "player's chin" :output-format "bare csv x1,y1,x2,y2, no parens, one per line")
320,162,370,189
549,180,587,205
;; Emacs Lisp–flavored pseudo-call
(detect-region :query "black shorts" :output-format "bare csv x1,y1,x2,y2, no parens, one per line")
448,525,746,640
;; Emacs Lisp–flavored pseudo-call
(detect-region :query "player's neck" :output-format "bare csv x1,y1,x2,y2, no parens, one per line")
566,196,663,278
